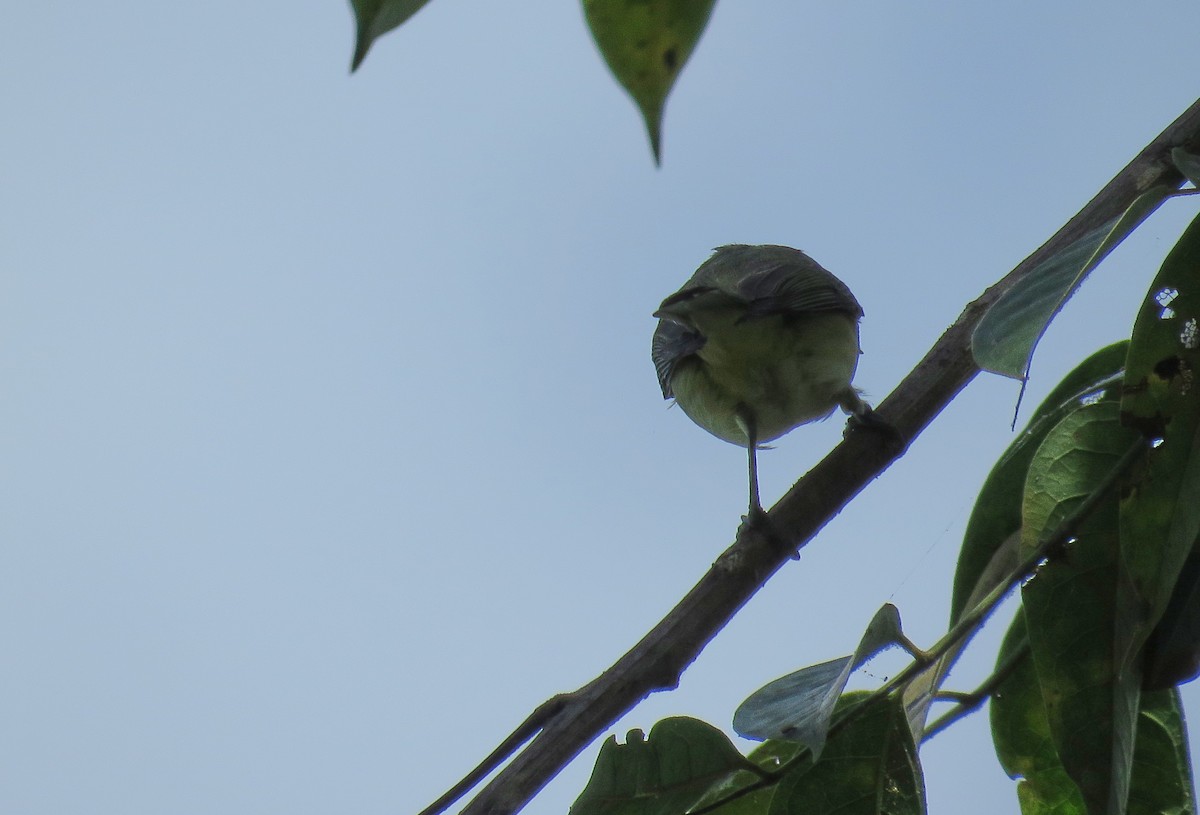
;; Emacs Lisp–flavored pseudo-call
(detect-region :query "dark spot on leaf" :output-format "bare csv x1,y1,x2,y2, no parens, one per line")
1121,409,1169,439
1123,377,1149,396
1154,355,1183,381
663,46,677,71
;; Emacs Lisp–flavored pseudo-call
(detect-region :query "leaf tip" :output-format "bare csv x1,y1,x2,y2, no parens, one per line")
350,17,372,72
640,105,664,166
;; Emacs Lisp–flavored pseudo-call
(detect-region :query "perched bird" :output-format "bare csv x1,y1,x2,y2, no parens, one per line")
652,244,872,514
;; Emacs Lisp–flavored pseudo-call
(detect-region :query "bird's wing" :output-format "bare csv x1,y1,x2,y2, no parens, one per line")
684,245,862,320
653,284,721,316
737,261,864,320
651,319,705,399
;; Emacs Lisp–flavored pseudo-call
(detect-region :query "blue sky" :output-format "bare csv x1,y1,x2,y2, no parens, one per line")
3,2,1200,813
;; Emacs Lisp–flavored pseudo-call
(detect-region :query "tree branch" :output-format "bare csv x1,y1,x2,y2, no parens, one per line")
427,97,1200,815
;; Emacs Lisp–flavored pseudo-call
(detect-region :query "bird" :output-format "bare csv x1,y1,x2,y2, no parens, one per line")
652,244,872,516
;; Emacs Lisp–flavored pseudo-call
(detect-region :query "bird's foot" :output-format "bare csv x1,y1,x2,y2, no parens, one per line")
737,504,791,552
844,405,905,452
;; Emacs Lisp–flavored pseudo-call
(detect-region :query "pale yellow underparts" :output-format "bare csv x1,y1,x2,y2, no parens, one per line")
667,307,862,447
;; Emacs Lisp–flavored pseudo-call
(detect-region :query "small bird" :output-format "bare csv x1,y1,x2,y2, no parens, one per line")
652,244,872,515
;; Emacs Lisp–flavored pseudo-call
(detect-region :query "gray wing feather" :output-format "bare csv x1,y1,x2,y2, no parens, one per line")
699,244,863,319
651,320,704,399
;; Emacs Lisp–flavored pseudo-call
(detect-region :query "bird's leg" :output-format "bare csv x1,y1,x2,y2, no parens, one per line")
748,438,761,515
735,407,762,515
734,408,784,546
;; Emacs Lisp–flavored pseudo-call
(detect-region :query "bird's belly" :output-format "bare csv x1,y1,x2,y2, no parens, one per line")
668,313,860,447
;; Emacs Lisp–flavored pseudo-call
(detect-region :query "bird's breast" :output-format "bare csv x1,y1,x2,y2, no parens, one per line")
668,312,861,446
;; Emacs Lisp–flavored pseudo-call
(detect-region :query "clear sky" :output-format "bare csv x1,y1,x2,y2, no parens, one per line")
3,2,1200,813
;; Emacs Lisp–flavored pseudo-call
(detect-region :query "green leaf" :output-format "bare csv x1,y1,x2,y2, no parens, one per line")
1021,400,1142,815
766,694,924,815
991,611,1088,815
582,0,716,164
1118,210,1200,670
733,604,904,758
951,341,1129,624
691,741,802,815
973,186,1174,380
1143,536,1200,689
991,613,1197,815
1126,689,1199,815
349,0,432,72
908,344,1134,745
570,717,753,815
1172,147,1200,189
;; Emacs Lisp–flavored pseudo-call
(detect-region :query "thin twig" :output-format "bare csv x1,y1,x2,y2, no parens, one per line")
921,639,1031,743
415,697,567,815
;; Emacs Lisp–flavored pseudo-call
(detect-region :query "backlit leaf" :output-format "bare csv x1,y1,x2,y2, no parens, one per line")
1119,209,1200,669
952,341,1129,624
766,694,924,815
973,187,1173,380
570,717,753,815
1021,401,1142,814
734,604,904,758
349,0,432,71
582,0,716,163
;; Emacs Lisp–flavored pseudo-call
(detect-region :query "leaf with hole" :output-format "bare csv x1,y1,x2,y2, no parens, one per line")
1119,209,1200,670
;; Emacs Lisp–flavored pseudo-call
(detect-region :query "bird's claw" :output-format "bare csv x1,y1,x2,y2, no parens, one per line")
844,405,905,451
737,504,791,552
